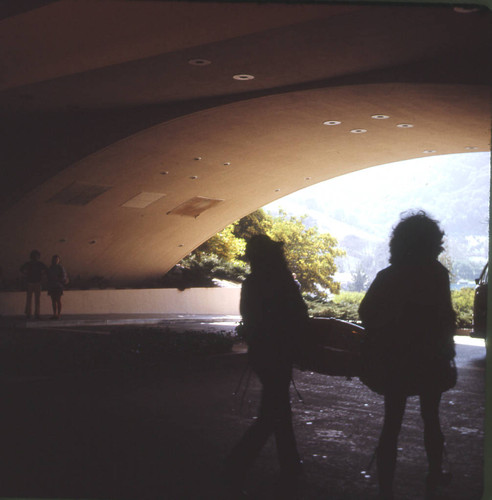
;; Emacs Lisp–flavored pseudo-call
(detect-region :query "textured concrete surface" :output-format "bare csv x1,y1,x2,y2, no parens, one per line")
0,323,484,499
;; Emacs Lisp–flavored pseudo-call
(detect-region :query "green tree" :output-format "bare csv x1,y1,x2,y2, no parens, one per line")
451,287,474,329
192,223,246,262
180,208,344,296
232,209,272,242
267,209,345,297
348,264,369,292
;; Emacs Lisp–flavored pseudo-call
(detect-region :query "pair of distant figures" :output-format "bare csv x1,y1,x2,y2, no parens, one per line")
20,250,68,320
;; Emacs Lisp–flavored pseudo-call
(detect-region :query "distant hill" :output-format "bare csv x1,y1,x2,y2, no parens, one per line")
265,152,490,289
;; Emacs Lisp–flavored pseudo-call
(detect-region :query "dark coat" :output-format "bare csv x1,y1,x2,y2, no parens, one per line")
240,270,308,373
358,260,456,395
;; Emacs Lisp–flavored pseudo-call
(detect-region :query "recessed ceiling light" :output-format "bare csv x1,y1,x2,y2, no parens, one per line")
188,59,211,66
323,121,341,126
423,150,437,154
371,114,390,119
178,243,184,247
465,146,478,150
397,123,414,128
190,176,198,180
275,189,281,192
89,240,97,245
194,157,202,161
350,129,367,134
233,74,255,81
305,177,312,180
223,162,231,166
160,171,169,175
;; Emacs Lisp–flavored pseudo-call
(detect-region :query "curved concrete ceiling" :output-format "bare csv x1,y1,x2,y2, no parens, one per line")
0,1,490,286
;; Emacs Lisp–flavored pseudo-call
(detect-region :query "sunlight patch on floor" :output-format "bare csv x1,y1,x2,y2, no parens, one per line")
454,335,485,347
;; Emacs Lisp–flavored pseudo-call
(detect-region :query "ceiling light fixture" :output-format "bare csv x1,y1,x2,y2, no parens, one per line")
188,59,211,66
160,171,169,175
233,74,255,81
323,121,341,126
371,114,390,119
397,123,414,128
423,150,437,154
190,176,198,180
465,146,478,150
350,129,367,134
223,162,231,166
194,157,202,161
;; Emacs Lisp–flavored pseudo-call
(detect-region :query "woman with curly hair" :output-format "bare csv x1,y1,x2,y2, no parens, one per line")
359,211,456,499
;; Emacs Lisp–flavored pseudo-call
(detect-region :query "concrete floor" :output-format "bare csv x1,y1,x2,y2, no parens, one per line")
0,319,485,499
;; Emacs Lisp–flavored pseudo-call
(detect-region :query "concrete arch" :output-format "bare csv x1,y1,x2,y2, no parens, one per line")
1,82,489,286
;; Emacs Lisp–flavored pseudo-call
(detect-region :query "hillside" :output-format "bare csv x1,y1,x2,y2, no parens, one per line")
265,152,490,289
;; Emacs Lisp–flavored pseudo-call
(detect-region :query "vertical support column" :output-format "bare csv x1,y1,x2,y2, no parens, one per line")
483,154,492,500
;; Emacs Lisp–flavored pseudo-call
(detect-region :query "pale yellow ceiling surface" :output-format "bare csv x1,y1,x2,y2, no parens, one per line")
0,1,490,286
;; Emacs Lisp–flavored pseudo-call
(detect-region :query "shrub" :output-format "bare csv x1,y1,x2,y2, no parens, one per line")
304,291,365,323
451,287,474,329
116,327,236,356
177,254,248,286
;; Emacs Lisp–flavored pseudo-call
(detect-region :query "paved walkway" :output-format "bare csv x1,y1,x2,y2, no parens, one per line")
0,317,485,499
0,313,241,330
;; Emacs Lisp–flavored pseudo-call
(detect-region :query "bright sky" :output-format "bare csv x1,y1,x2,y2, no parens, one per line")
263,152,491,243
264,152,490,219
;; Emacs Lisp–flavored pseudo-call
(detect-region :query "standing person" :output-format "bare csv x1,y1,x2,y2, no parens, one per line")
47,254,68,320
20,250,47,319
358,211,456,500
225,234,308,498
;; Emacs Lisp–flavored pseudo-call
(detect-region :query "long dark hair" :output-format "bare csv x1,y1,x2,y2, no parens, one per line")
245,234,290,277
389,211,445,265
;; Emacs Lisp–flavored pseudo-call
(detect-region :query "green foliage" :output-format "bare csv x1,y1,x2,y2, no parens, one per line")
451,287,474,328
180,208,343,294
305,288,475,330
267,209,344,297
179,253,248,284
193,224,246,262
232,209,272,242
304,291,364,323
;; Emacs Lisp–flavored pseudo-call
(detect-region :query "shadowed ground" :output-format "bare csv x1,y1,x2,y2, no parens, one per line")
0,324,484,499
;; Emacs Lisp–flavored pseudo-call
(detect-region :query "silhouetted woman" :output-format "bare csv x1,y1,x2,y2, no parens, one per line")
359,211,456,499
226,234,308,498
47,254,68,319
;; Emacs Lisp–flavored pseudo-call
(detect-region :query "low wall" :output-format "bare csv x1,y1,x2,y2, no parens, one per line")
0,288,241,316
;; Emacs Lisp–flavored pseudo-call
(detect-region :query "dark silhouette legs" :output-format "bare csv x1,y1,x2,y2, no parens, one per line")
377,393,406,499
50,296,62,319
25,282,41,318
226,366,301,493
377,391,444,499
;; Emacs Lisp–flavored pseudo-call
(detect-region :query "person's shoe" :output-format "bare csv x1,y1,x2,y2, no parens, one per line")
275,461,305,500
425,471,452,499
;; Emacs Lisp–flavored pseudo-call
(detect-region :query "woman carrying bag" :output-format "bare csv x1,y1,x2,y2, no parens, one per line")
359,211,456,500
